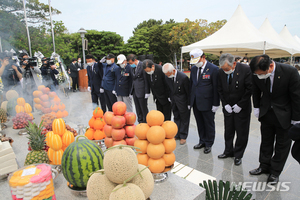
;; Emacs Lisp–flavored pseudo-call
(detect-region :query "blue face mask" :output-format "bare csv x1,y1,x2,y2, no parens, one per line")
131,64,136,68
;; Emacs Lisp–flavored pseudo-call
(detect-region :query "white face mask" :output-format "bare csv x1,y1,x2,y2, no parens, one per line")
168,74,175,78
147,70,154,75
78,60,81,63
257,73,271,79
106,60,112,65
120,63,125,68
224,69,234,75
195,62,203,68
87,62,93,66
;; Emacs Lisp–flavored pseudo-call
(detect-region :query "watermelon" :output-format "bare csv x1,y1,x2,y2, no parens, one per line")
61,136,104,189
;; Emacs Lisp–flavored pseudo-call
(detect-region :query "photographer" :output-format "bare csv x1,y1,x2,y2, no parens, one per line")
40,57,59,91
19,52,41,106
0,52,22,93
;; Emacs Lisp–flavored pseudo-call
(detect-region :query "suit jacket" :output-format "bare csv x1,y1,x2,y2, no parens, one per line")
69,63,79,78
87,62,104,94
130,61,150,98
166,70,190,111
218,63,252,116
146,64,169,105
114,63,133,96
102,63,118,91
190,61,220,111
252,62,300,129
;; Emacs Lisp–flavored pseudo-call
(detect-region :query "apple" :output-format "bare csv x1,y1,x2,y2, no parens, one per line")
124,112,136,125
125,125,136,138
112,101,127,116
103,124,113,137
125,137,136,146
113,140,127,146
103,111,115,125
104,137,114,148
111,116,126,129
111,128,126,141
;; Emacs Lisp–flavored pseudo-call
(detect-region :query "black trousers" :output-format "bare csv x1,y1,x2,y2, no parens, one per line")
173,104,190,139
259,109,292,176
223,112,250,159
104,89,117,112
91,92,106,113
72,76,78,90
133,93,148,123
156,100,172,121
193,105,216,147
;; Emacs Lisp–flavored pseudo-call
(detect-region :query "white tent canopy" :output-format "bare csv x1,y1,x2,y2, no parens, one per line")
279,26,300,56
294,35,300,45
181,5,291,58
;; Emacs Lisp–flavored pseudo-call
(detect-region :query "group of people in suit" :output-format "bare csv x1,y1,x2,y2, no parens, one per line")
84,49,300,185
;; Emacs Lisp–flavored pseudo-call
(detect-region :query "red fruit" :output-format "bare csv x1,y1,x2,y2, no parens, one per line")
111,116,126,129
103,111,115,125
125,137,136,146
111,128,126,141
104,137,114,148
103,124,113,137
112,101,127,116
113,140,127,146
124,112,137,125
125,125,136,138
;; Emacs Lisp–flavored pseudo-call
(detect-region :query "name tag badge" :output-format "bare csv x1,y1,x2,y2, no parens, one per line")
124,73,129,76
202,74,210,79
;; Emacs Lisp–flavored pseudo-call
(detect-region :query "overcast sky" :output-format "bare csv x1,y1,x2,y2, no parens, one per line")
40,0,300,43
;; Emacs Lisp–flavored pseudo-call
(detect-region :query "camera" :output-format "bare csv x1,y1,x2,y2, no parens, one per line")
42,57,55,66
0,52,19,69
20,57,38,67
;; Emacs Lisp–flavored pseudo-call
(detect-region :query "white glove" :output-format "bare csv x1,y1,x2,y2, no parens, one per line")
112,90,117,97
232,104,242,113
291,120,300,125
100,88,104,93
168,98,171,103
129,95,133,98
188,105,190,110
225,104,232,113
211,106,219,113
77,68,80,71
254,108,259,118
88,86,91,92
100,56,106,63
145,94,150,99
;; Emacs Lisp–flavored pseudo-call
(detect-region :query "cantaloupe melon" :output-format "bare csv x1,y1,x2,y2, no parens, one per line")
109,183,145,200
1,101,8,112
104,146,138,184
87,170,117,200
130,164,154,199
6,90,19,101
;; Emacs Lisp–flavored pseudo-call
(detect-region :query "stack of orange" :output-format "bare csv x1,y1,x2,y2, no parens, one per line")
85,107,106,140
134,110,177,174
50,102,68,118
14,97,34,119
46,118,75,165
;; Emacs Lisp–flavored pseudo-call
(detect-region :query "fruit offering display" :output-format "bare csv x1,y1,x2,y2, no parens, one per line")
25,121,50,165
12,112,33,129
134,110,177,174
62,135,104,190
85,107,106,140
86,145,154,200
103,101,137,148
46,118,75,165
8,164,56,200
15,97,34,119
33,85,68,118
40,113,57,127
0,108,7,123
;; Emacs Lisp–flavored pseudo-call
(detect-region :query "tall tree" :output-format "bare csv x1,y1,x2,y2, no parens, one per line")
133,19,163,34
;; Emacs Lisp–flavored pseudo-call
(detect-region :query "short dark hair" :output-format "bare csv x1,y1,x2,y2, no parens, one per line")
127,54,136,62
86,54,94,60
249,55,272,73
142,59,154,69
107,54,115,59
235,56,242,62
72,58,76,62
19,52,28,58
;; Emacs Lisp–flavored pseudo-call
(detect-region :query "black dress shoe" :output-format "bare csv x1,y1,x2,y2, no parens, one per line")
194,143,205,149
204,147,211,154
249,167,269,175
234,158,242,166
218,153,233,159
175,137,180,140
267,174,279,185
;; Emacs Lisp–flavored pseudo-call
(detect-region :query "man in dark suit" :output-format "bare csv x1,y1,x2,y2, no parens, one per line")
190,48,220,154
102,54,118,111
69,58,81,92
86,54,106,112
163,63,190,145
115,54,133,112
217,53,252,166
128,54,150,123
249,54,300,184
143,59,171,120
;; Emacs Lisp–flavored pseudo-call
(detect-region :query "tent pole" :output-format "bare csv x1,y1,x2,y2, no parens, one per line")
263,41,266,54
180,47,183,71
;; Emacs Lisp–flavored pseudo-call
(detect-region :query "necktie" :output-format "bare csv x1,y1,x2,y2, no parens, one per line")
266,77,271,93
197,67,202,81
228,73,233,84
